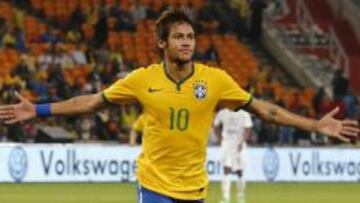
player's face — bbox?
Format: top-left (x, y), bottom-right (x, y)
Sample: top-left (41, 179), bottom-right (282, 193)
top-left (163, 23), bottom-right (195, 64)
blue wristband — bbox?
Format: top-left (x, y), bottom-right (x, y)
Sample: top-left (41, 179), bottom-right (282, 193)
top-left (36, 104), bottom-right (52, 117)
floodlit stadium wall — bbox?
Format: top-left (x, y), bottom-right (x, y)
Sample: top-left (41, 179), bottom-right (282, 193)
top-left (1, 144), bottom-right (360, 183)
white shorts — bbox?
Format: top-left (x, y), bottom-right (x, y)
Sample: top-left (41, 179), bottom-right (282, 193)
top-left (220, 142), bottom-right (247, 171)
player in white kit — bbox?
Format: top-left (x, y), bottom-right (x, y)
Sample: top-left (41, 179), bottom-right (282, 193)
top-left (214, 108), bottom-right (253, 203)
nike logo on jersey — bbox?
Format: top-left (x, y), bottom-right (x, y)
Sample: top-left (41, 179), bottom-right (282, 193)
top-left (148, 88), bottom-right (162, 93)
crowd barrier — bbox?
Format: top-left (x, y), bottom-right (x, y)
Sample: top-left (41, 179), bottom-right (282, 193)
top-left (1, 144), bottom-right (359, 183)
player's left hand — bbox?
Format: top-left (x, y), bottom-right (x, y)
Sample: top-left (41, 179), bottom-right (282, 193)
top-left (315, 107), bottom-right (359, 142)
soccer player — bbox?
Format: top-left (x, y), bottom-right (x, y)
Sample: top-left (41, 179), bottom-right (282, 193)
top-left (214, 108), bottom-right (253, 203)
top-left (0, 9), bottom-right (358, 203)
top-left (129, 114), bottom-right (146, 146)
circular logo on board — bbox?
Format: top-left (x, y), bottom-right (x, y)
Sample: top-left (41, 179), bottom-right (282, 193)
top-left (8, 146), bottom-right (28, 182)
top-left (262, 148), bottom-right (279, 181)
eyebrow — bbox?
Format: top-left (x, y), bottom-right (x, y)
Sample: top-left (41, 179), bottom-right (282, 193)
top-left (172, 31), bottom-right (195, 36)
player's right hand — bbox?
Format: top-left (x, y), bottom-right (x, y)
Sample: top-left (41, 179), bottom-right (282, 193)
top-left (0, 91), bottom-right (36, 124)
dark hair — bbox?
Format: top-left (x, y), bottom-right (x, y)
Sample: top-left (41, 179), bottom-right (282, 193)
top-left (155, 9), bottom-right (195, 42)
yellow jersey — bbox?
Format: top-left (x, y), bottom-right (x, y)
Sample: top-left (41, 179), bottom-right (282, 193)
top-left (102, 63), bottom-right (251, 200)
top-left (133, 114), bottom-right (146, 132)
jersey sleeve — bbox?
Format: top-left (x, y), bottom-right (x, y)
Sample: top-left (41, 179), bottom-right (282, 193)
top-left (133, 115), bottom-right (145, 132)
top-left (102, 68), bottom-right (145, 105)
top-left (217, 70), bottom-right (252, 110)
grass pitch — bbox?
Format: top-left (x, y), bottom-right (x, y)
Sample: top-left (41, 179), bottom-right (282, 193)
top-left (0, 182), bottom-right (360, 203)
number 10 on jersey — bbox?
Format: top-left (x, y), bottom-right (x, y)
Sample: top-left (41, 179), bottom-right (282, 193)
top-left (169, 107), bottom-right (189, 131)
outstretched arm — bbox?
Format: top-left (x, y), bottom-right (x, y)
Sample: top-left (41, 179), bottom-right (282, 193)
top-left (245, 98), bottom-right (359, 142)
top-left (51, 93), bottom-right (107, 115)
top-left (0, 92), bottom-right (108, 124)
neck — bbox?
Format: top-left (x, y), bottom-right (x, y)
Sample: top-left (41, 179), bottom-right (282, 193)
top-left (164, 57), bottom-right (193, 83)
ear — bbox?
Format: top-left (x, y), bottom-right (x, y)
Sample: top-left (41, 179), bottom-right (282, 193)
top-left (158, 40), bottom-right (166, 49)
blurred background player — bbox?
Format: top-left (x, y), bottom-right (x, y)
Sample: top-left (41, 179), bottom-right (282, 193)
top-left (214, 108), bottom-right (253, 203)
top-left (129, 113), bottom-right (145, 146)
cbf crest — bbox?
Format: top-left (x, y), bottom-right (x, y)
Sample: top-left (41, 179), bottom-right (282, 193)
top-left (193, 80), bottom-right (207, 100)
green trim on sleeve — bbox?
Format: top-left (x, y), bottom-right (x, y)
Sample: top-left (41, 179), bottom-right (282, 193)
top-left (235, 96), bottom-right (253, 111)
top-left (101, 92), bottom-right (117, 106)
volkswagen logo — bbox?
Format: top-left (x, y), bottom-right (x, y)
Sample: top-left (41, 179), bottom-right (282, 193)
top-left (262, 148), bottom-right (279, 181)
top-left (8, 146), bottom-right (28, 182)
